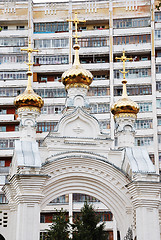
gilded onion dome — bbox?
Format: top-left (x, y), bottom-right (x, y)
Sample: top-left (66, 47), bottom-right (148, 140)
top-left (14, 71), bottom-right (44, 112)
top-left (62, 43), bottom-right (93, 90)
top-left (111, 80), bottom-right (139, 118)
top-left (111, 51), bottom-right (139, 119)
top-left (14, 40), bottom-right (44, 112)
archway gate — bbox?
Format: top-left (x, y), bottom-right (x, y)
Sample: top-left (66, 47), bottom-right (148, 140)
top-left (41, 155), bottom-right (133, 239)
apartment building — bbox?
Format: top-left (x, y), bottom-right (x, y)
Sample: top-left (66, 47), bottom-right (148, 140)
top-left (0, 0), bottom-right (160, 239)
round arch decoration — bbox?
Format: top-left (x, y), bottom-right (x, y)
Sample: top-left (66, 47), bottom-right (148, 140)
top-left (0, 234), bottom-right (5, 240)
top-left (41, 155), bottom-right (133, 238)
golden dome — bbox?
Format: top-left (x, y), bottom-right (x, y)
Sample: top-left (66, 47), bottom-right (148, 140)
top-left (14, 71), bottom-right (44, 112)
top-left (62, 44), bottom-right (93, 90)
top-left (111, 80), bottom-right (139, 118)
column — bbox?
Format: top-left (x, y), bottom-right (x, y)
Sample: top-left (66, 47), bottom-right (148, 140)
top-left (151, 0), bottom-right (159, 172)
top-left (109, 0), bottom-right (114, 146)
top-left (128, 176), bottom-right (161, 240)
top-left (4, 173), bottom-right (48, 240)
top-left (113, 217), bottom-right (117, 240)
top-left (69, 0), bottom-right (73, 66)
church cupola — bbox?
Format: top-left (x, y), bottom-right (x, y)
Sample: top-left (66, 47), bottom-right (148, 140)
top-left (61, 13), bottom-right (93, 110)
top-left (14, 40), bottom-right (44, 113)
top-left (14, 39), bottom-right (43, 141)
top-left (111, 51), bottom-right (139, 148)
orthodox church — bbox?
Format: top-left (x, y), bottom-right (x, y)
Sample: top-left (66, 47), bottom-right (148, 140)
top-left (0, 15), bottom-right (161, 240)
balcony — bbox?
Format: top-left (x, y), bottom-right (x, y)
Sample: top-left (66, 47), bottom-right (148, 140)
top-left (113, 43), bottom-right (151, 53)
top-left (113, 27), bottom-right (151, 36)
top-left (0, 29), bottom-right (28, 37)
top-left (0, 115), bottom-right (14, 121)
top-left (114, 60), bottom-right (151, 69)
top-left (114, 77), bottom-right (151, 85)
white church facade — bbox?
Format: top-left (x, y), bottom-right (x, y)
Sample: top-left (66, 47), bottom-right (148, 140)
top-left (0, 14), bottom-right (161, 240)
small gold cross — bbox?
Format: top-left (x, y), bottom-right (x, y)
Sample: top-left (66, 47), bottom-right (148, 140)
top-left (116, 51), bottom-right (132, 80)
top-left (21, 38), bottom-right (39, 72)
top-left (67, 12), bottom-right (86, 44)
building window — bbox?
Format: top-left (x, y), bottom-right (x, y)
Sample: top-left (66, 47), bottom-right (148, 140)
top-left (135, 137), bottom-right (153, 146)
top-left (0, 195), bottom-right (8, 204)
top-left (34, 55), bottom-right (69, 65)
top-left (73, 193), bottom-right (100, 203)
top-left (0, 72), bottom-right (27, 80)
top-left (0, 55), bottom-right (27, 64)
top-left (114, 68), bottom-right (151, 79)
top-left (16, 26), bottom-right (25, 30)
top-left (49, 195), bottom-right (69, 204)
top-left (114, 34), bottom-right (150, 45)
top-left (90, 103), bottom-right (110, 113)
top-left (76, 37), bottom-right (109, 48)
top-left (138, 102), bottom-right (152, 112)
top-left (35, 88), bottom-right (66, 98)
top-left (34, 38), bottom-right (69, 48)
top-left (0, 139), bottom-right (16, 149)
top-left (99, 121), bottom-right (110, 129)
top-left (0, 126), bottom-right (6, 132)
top-left (88, 87), bottom-right (110, 96)
top-left (113, 17), bottom-right (150, 28)
top-left (0, 38), bottom-right (28, 47)
top-left (0, 160), bottom-right (5, 167)
top-left (135, 119), bottom-right (153, 129)
top-left (37, 122), bottom-right (58, 132)
top-left (0, 109), bottom-right (7, 114)
top-left (114, 85), bottom-right (152, 96)
top-left (34, 22), bottom-right (69, 33)
top-left (41, 105), bottom-right (64, 114)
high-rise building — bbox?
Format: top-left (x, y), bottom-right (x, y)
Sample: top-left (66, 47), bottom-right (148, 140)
top-left (0, 0), bottom-right (161, 239)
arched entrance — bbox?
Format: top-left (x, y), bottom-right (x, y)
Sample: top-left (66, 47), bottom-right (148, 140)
top-left (0, 234), bottom-right (5, 240)
top-left (41, 155), bottom-right (133, 239)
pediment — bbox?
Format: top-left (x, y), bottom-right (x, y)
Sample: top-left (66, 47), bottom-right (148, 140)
top-left (51, 107), bottom-right (106, 139)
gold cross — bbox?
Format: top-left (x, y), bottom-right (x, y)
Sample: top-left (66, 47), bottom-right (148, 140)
top-left (116, 51), bottom-right (132, 80)
top-left (21, 38), bottom-right (39, 72)
top-left (67, 12), bottom-right (86, 44)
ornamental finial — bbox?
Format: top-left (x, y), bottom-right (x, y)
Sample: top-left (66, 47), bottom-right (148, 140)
top-left (67, 12), bottom-right (86, 44)
top-left (116, 51), bottom-right (133, 97)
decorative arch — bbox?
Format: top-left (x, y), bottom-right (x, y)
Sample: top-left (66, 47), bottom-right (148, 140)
top-left (0, 234), bottom-right (5, 240)
top-left (41, 155), bottom-right (133, 238)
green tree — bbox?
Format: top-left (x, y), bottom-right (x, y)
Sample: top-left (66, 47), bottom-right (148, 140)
top-left (47, 209), bottom-right (70, 240)
top-left (72, 202), bottom-right (106, 240)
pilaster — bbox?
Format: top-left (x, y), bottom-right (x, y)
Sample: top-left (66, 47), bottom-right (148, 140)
top-left (127, 174), bottom-right (161, 240)
top-left (3, 171), bottom-right (49, 240)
